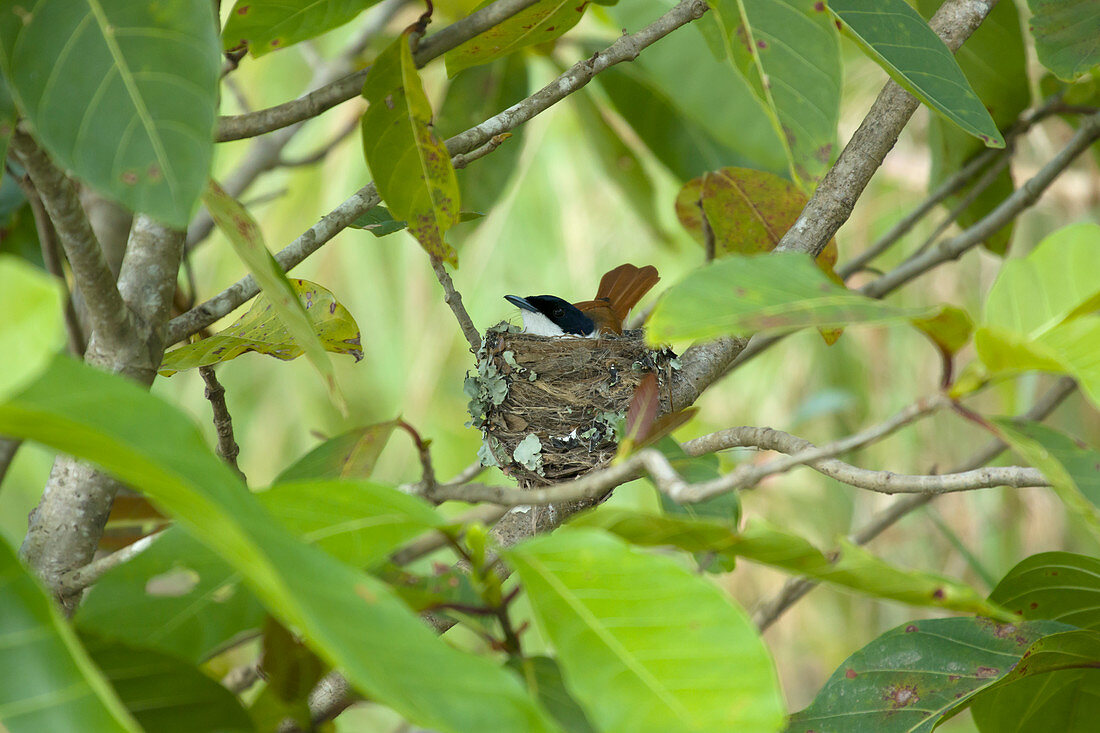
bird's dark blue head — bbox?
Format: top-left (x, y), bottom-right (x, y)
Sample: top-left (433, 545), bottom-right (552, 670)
top-left (504, 294), bottom-right (595, 337)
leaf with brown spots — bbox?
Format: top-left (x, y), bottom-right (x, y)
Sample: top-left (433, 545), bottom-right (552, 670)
top-left (788, 617), bottom-right (1071, 733)
top-left (701, 1), bottom-right (841, 187)
top-left (160, 278), bottom-right (362, 374)
top-left (221, 0), bottom-right (382, 57)
top-left (990, 551), bottom-right (1100, 631)
top-left (362, 31), bottom-right (461, 265)
top-left (444, 0), bottom-right (594, 77)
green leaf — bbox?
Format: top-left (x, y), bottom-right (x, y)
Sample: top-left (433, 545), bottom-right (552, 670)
top-left (971, 664), bottom-right (1100, 732)
top-left (0, 255), bottom-right (64, 401)
top-left (77, 528), bottom-right (264, 663)
top-left (444, 0), bottom-right (589, 76)
top-left (704, 0), bottom-right (840, 187)
top-left (202, 183), bottom-right (347, 410)
top-left (0, 535), bottom-right (140, 733)
top-left (348, 206), bottom-right (484, 238)
top-left (222, 0), bottom-right (380, 57)
top-left (598, 0), bottom-right (789, 178)
top-left (575, 510), bottom-right (1009, 617)
top-left (990, 420), bottom-right (1100, 542)
top-left (437, 56), bottom-right (529, 212)
top-left (274, 421), bottom-right (396, 483)
top-left (0, 78), bottom-right (14, 173)
top-left (509, 656), bottom-right (597, 733)
top-left (159, 278), bottom-right (363, 374)
top-left (258, 479), bottom-right (445, 568)
top-left (0, 357), bottom-right (557, 733)
top-left (83, 634), bottom-right (254, 732)
top-left (362, 31), bottom-right (461, 265)
top-left (1028, 0), bottom-right (1100, 81)
top-left (787, 617), bottom-right (1072, 733)
top-left (646, 253), bottom-right (930, 343)
top-left (0, 0), bottom-right (219, 227)
top-left (828, 0), bottom-right (1004, 147)
top-left (506, 527), bottom-right (785, 732)
top-left (919, 0), bottom-right (1029, 254)
top-left (990, 551), bottom-right (1100, 630)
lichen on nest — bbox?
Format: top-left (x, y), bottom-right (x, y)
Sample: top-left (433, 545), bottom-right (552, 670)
top-left (466, 322), bottom-right (678, 489)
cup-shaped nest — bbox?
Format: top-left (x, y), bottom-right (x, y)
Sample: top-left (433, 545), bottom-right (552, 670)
top-left (466, 323), bottom-right (678, 489)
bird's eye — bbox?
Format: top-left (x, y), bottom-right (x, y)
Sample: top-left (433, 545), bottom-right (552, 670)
top-left (553, 308), bottom-right (564, 318)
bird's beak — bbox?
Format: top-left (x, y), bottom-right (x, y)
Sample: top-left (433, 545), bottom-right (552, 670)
top-left (504, 295), bottom-right (537, 313)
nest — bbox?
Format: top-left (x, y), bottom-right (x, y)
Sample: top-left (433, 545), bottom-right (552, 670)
top-left (466, 323), bottom-right (678, 489)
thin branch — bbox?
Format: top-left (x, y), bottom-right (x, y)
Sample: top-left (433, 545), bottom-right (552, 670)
top-left (169, 0), bottom-right (709, 343)
top-left (56, 532), bottom-right (159, 594)
top-left (774, 0), bottom-right (999, 260)
top-left (862, 111), bottom-right (1100, 298)
top-left (14, 173), bottom-right (86, 354)
top-left (430, 256), bottom-right (481, 352)
top-left (216, 0), bottom-right (541, 142)
top-left (276, 115), bottom-right (360, 167)
top-left (397, 420), bottom-right (437, 489)
top-left (199, 366), bottom-right (246, 481)
top-left (752, 376), bottom-right (1077, 630)
top-left (0, 437), bottom-right (20, 490)
top-left (9, 129), bottom-right (131, 351)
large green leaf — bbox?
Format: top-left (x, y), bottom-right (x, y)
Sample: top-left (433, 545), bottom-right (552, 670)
top-left (506, 527), bottom-right (785, 732)
top-left (437, 55), bottom-right (529, 212)
top-left (222, 0), bottom-right (380, 57)
top-left (445, 0), bottom-right (592, 76)
top-left (992, 420), bottom-right (1100, 542)
top-left (704, 0), bottom-right (840, 187)
top-left (509, 656), bottom-right (597, 733)
top-left (990, 551), bottom-right (1100, 630)
top-left (787, 617), bottom-right (1072, 733)
top-left (160, 279), bottom-right (362, 374)
top-left (976, 223), bottom-right (1100, 406)
top-left (921, 0), bottom-right (1029, 254)
top-left (77, 528), bottom-right (264, 663)
top-left (599, 0), bottom-right (788, 178)
top-left (646, 252), bottom-right (929, 342)
top-left (0, 255), bottom-right (64, 401)
top-left (1028, 0), bottom-right (1100, 81)
top-left (974, 558), bottom-right (1100, 732)
top-left (0, 0), bottom-right (219, 227)
top-left (575, 510), bottom-right (1008, 617)
top-left (258, 479), bottom-right (445, 568)
top-left (202, 183), bottom-right (347, 410)
top-left (828, 0), bottom-right (1004, 147)
top-left (0, 535), bottom-right (139, 733)
top-left (83, 635), bottom-right (254, 732)
top-left (362, 31), bottom-right (460, 265)
top-left (0, 357), bottom-right (557, 733)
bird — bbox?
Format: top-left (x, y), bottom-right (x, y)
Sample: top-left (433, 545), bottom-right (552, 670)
top-left (505, 263), bottom-right (659, 337)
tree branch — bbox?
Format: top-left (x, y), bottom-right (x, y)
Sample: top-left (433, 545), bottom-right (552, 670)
top-left (10, 129), bottom-right (132, 352)
top-left (862, 111), bottom-right (1100, 297)
top-left (752, 376), bottom-right (1077, 630)
top-left (199, 366), bottom-right (246, 481)
top-left (430, 256), bottom-right (481, 352)
top-left (216, 0), bottom-right (541, 142)
top-left (168, 0), bottom-right (711, 344)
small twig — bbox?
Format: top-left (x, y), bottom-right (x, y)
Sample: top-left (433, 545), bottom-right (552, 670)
top-left (56, 532), bottom-right (159, 594)
top-left (397, 420), bottom-right (437, 489)
top-left (430, 256), bottom-right (481, 352)
top-left (390, 505), bottom-right (508, 565)
top-left (223, 76), bottom-right (252, 113)
top-left (0, 437), bottom-right (21, 491)
top-left (277, 116), bottom-right (360, 167)
top-left (451, 132), bottom-right (511, 169)
top-left (199, 366), bottom-right (246, 482)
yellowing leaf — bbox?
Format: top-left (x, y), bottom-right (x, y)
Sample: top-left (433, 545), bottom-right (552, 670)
top-left (160, 279), bottom-right (362, 375)
top-left (362, 31), bottom-right (460, 265)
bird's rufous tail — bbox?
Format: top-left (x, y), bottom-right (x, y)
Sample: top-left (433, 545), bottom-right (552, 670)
top-left (594, 263), bottom-right (660, 322)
